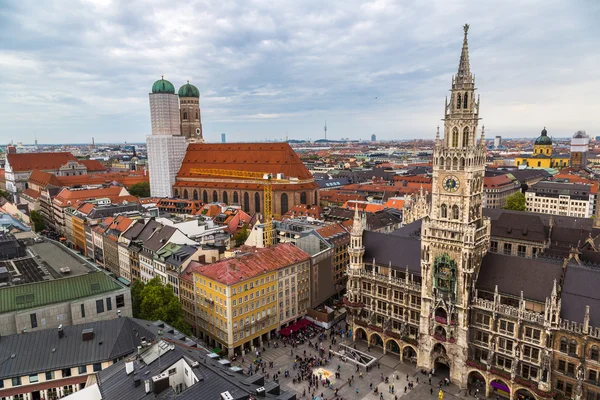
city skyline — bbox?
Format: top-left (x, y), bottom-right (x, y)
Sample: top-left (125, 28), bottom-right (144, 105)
top-left (0, 1), bottom-right (599, 144)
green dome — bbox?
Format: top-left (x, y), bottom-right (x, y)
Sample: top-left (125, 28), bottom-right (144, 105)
top-left (178, 81), bottom-right (200, 98)
top-left (151, 77), bottom-right (175, 94)
top-left (535, 127), bottom-right (552, 145)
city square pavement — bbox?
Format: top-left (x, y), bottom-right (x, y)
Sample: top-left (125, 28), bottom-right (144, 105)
top-left (232, 331), bottom-right (479, 400)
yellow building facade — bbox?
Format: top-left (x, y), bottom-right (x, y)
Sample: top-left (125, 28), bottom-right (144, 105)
top-left (194, 270), bottom-right (278, 357)
top-left (515, 127), bottom-right (569, 168)
top-left (191, 243), bottom-right (310, 357)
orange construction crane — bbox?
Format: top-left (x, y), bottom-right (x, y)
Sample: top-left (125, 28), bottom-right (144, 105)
top-left (189, 168), bottom-right (295, 247)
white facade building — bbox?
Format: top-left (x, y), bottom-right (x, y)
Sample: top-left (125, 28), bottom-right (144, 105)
top-left (525, 181), bottom-right (595, 218)
top-left (147, 77), bottom-right (187, 198)
top-left (149, 90), bottom-right (181, 136)
top-left (147, 135), bottom-right (187, 198)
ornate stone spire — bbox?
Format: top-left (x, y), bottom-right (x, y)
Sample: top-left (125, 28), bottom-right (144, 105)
top-left (455, 24), bottom-right (472, 87)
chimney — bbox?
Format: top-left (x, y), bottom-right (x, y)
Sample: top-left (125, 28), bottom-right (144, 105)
top-left (58, 324), bottom-right (64, 339)
top-left (125, 359), bottom-right (135, 375)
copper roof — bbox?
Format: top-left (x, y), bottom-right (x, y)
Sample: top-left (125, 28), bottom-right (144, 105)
top-left (191, 243), bottom-right (310, 285)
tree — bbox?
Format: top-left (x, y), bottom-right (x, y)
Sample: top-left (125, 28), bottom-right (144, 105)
top-left (30, 210), bottom-right (46, 232)
top-left (131, 277), bottom-right (191, 335)
top-left (0, 189), bottom-right (11, 201)
top-left (128, 181), bottom-right (150, 198)
top-left (234, 225), bottom-right (249, 246)
top-left (505, 191), bottom-right (527, 211)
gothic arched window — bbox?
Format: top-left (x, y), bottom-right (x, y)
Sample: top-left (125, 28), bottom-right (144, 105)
top-left (203, 190), bottom-right (208, 203)
top-left (195, 111), bottom-right (199, 120)
top-left (255, 192), bottom-right (261, 213)
top-left (212, 190), bottom-right (218, 202)
top-left (233, 192), bottom-right (239, 204)
top-left (243, 192), bottom-right (250, 212)
top-left (452, 205), bottom-right (459, 220)
top-left (457, 93), bottom-right (462, 110)
top-left (223, 191), bottom-right (228, 204)
top-left (183, 111), bottom-right (188, 120)
top-left (440, 158), bottom-right (445, 169)
top-left (183, 189), bottom-right (188, 199)
top-left (281, 193), bottom-right (289, 215)
top-left (463, 92), bottom-right (468, 109)
top-left (452, 128), bottom-right (459, 148)
top-left (174, 189), bottom-right (179, 197)
top-left (441, 204), bottom-right (447, 218)
top-left (193, 189), bottom-right (198, 200)
top-left (300, 192), bottom-right (307, 204)
top-left (463, 127), bottom-right (469, 147)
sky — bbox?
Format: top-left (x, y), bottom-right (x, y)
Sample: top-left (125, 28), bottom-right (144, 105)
top-left (0, 0), bottom-right (599, 144)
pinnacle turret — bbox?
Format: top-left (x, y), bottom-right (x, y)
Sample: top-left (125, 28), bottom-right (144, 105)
top-left (455, 24), bottom-right (473, 87)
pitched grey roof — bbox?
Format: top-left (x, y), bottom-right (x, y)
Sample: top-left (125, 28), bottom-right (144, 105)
top-left (477, 253), bottom-right (563, 302)
top-left (561, 264), bottom-right (600, 325)
top-left (143, 226), bottom-right (177, 252)
top-left (0, 318), bottom-right (155, 380)
top-left (121, 219), bottom-right (146, 240)
top-left (96, 339), bottom-right (292, 400)
top-left (363, 230), bottom-right (421, 274)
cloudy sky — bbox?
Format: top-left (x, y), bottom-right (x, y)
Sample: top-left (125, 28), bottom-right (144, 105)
top-left (0, 0), bottom-right (598, 144)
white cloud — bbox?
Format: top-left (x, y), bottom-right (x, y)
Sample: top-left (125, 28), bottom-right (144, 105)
top-left (0, 0), bottom-right (598, 143)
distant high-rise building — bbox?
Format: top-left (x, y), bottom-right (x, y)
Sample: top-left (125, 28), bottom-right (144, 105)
top-left (147, 77), bottom-right (187, 198)
top-left (371, 134), bottom-right (376, 142)
top-left (178, 81), bottom-right (203, 142)
top-left (570, 130), bottom-right (589, 169)
top-left (494, 135), bottom-right (501, 148)
top-left (324, 121), bottom-right (327, 140)
top-left (221, 133), bottom-right (226, 143)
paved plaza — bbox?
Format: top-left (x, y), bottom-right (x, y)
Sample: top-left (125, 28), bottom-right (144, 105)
top-left (232, 331), bottom-right (479, 400)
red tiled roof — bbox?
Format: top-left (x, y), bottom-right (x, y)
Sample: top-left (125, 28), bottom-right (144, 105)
top-left (21, 188), bottom-right (41, 200)
top-left (80, 159), bottom-right (107, 172)
top-left (316, 223), bottom-right (349, 240)
top-left (53, 186), bottom-right (139, 208)
top-left (7, 152), bottom-right (77, 172)
top-left (320, 192), bottom-right (366, 203)
top-left (56, 172), bottom-right (148, 188)
top-left (190, 243), bottom-right (310, 285)
top-left (484, 174), bottom-right (516, 188)
top-left (383, 198), bottom-right (405, 210)
top-left (344, 201), bottom-right (385, 212)
top-left (282, 204), bottom-right (324, 219)
top-left (76, 202), bottom-right (95, 215)
top-left (176, 143), bottom-right (315, 181)
top-left (28, 169), bottom-right (61, 187)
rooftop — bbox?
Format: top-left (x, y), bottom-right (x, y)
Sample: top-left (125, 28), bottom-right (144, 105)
top-left (0, 318), bottom-right (154, 381)
top-left (177, 143), bottom-right (315, 181)
top-left (191, 243), bottom-right (310, 285)
top-left (7, 152), bottom-right (77, 172)
top-left (0, 271), bottom-right (125, 313)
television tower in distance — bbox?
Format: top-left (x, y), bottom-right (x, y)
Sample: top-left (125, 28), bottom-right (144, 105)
top-left (324, 121), bottom-right (327, 140)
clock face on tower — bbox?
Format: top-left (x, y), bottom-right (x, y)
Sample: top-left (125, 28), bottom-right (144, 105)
top-left (443, 175), bottom-right (460, 192)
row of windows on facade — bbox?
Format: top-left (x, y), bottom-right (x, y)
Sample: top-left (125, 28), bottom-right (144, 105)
top-left (0, 364), bottom-right (103, 389)
top-left (489, 241), bottom-right (540, 257)
top-left (181, 110), bottom-right (199, 120)
top-left (175, 190), bottom-right (314, 213)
